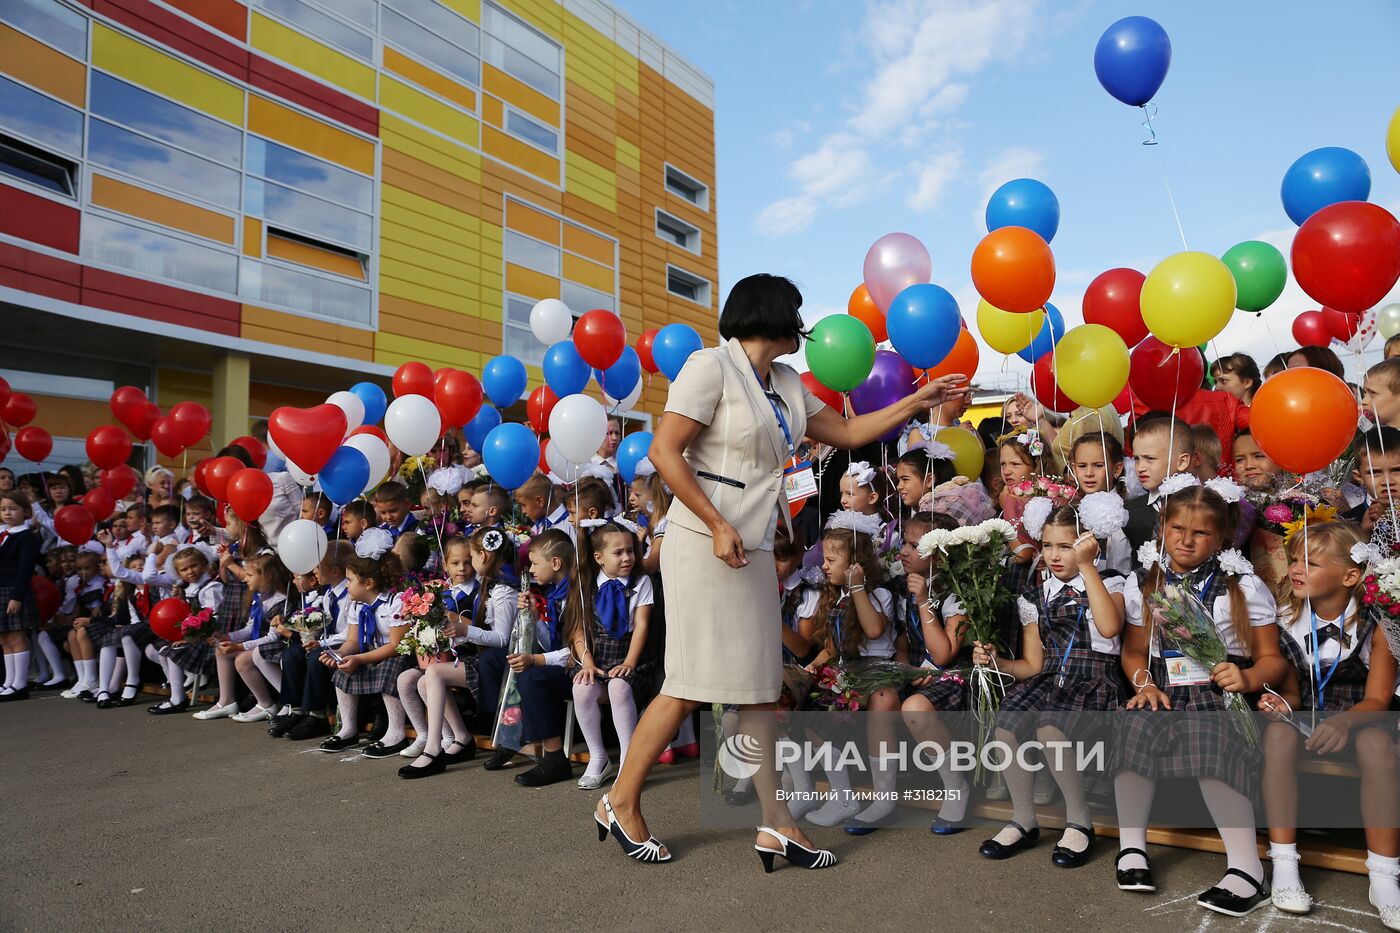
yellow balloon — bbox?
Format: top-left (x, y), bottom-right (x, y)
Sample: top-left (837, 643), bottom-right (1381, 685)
top-left (1052, 324), bottom-right (1130, 409)
top-left (934, 425), bottom-right (985, 481)
top-left (976, 299), bottom-right (1044, 354)
top-left (1140, 251), bottom-right (1236, 348)
top-left (1388, 105), bottom-right (1400, 176)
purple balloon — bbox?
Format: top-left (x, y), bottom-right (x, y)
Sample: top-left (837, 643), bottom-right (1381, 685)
top-left (850, 349), bottom-right (915, 442)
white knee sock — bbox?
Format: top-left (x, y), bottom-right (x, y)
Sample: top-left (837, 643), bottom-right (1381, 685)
top-left (398, 670), bottom-right (427, 735)
top-left (2, 653), bottom-right (15, 690)
top-left (165, 659), bottom-right (187, 704)
top-left (1269, 842), bottom-right (1306, 897)
top-left (381, 694), bottom-right (406, 745)
top-left (334, 689), bottom-right (358, 739)
top-left (252, 652), bottom-right (282, 692)
top-left (36, 631), bottom-right (64, 683)
top-left (1115, 771), bottom-right (1156, 872)
top-left (573, 682), bottom-right (609, 775)
top-left (1369, 852), bottom-right (1400, 912)
top-left (807, 766), bottom-right (859, 825)
top-left (1199, 778), bottom-right (1265, 897)
top-left (850, 749), bottom-right (898, 826)
top-left (76, 659), bottom-right (96, 691)
top-left (98, 647), bottom-right (118, 697)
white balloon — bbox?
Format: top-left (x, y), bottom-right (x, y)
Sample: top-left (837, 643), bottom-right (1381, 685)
top-left (1344, 305), bottom-right (1380, 354)
top-left (1379, 303), bottom-right (1400, 341)
top-left (549, 393), bottom-right (607, 463)
top-left (326, 390), bottom-right (365, 437)
top-left (544, 440), bottom-right (581, 483)
top-left (343, 434), bottom-right (391, 492)
top-left (384, 394), bottom-right (441, 456)
top-left (530, 298), bottom-right (573, 345)
top-left (604, 380), bottom-right (643, 412)
top-left (278, 518), bottom-right (328, 574)
top-left (285, 459), bottom-right (314, 486)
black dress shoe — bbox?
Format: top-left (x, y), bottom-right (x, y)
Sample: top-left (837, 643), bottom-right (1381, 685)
top-left (398, 753), bottom-right (447, 779)
top-left (1197, 869), bottom-right (1269, 916)
top-left (441, 741), bottom-right (477, 764)
top-left (268, 713), bottom-right (304, 738)
top-left (1116, 847), bottom-right (1156, 892)
top-left (1051, 822), bottom-right (1096, 868)
top-left (363, 738), bottom-right (412, 758)
top-left (116, 688), bottom-right (141, 707)
top-left (515, 755), bottom-right (572, 787)
top-left (78, 690), bottom-right (96, 703)
top-left (724, 785), bottom-right (756, 807)
top-left (482, 747), bottom-right (519, 771)
top-left (930, 816), bottom-right (967, 835)
top-left (96, 695), bottom-right (116, 709)
top-left (0, 687), bottom-right (30, 702)
top-left (319, 734), bottom-right (362, 753)
top-left (147, 700), bottom-right (188, 715)
top-left (978, 821), bottom-right (1040, 859)
top-left (287, 716), bottom-right (332, 741)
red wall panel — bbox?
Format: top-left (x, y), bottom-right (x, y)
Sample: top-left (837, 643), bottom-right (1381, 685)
top-left (0, 185), bottom-right (80, 254)
top-left (81, 266), bottom-right (241, 336)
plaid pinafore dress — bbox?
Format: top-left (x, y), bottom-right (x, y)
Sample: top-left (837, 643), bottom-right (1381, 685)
top-left (159, 579), bottom-right (219, 674)
top-left (906, 591), bottom-right (972, 713)
top-left (1277, 603), bottom-right (1379, 713)
top-left (333, 595), bottom-right (409, 697)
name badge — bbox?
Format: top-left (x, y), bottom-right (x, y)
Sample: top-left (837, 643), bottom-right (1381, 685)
top-left (783, 460), bottom-right (818, 502)
top-left (1162, 649), bottom-right (1213, 687)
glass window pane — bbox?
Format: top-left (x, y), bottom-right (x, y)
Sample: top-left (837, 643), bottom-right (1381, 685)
top-left (261, 181), bottom-right (372, 252)
top-left (504, 295), bottom-right (534, 327)
top-left (244, 259), bottom-right (372, 325)
top-left (89, 119), bottom-right (241, 209)
top-left (0, 139), bottom-right (74, 195)
top-left (482, 36), bottom-right (559, 100)
top-left (246, 137), bottom-right (371, 210)
top-left (505, 109), bottom-right (557, 154)
top-left (504, 231), bottom-right (559, 276)
top-left (254, 0), bottom-right (373, 60)
top-left (90, 73), bottom-right (241, 167)
top-left (503, 322), bottom-right (545, 366)
top-left (329, 0), bottom-right (377, 29)
top-left (483, 3), bottom-right (560, 74)
top-left (0, 75), bottom-right (82, 154)
top-left (1, 0), bottom-right (88, 59)
top-left (381, 7), bottom-right (480, 85)
top-left (384, 0), bottom-right (478, 52)
top-left (562, 280), bottom-right (613, 314)
top-left (83, 215), bottom-right (238, 293)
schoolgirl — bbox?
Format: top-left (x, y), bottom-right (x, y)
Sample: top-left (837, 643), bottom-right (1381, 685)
top-left (148, 543), bottom-right (223, 715)
top-left (0, 490), bottom-right (41, 701)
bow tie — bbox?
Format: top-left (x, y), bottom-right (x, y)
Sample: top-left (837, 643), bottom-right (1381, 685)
top-left (1307, 621), bottom-right (1352, 654)
top-left (595, 578), bottom-right (630, 638)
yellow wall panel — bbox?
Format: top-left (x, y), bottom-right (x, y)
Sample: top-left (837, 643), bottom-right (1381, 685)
top-left (383, 47), bottom-right (476, 110)
top-left (505, 263), bottom-right (559, 300)
top-left (504, 0), bottom-right (563, 41)
top-left (381, 115), bottom-right (481, 181)
top-left (565, 151), bottom-right (617, 211)
top-left (379, 75), bottom-right (480, 146)
top-left (0, 23), bottom-right (86, 106)
top-left (482, 63), bottom-right (560, 128)
top-left (505, 201), bottom-right (560, 244)
top-left (380, 228), bottom-right (481, 269)
top-left (249, 13), bottom-right (376, 100)
top-left (91, 25), bottom-right (242, 124)
top-left (380, 274), bottom-right (480, 314)
top-left (437, 0), bottom-right (482, 25)
top-left (90, 174), bottom-right (236, 244)
top-left (248, 96), bottom-right (375, 175)
top-left (483, 126), bottom-right (560, 184)
top-left (375, 331), bottom-right (478, 370)
top-left (381, 184), bottom-right (477, 234)
top-left (562, 252), bottom-right (613, 292)
top-left (381, 258), bottom-right (478, 296)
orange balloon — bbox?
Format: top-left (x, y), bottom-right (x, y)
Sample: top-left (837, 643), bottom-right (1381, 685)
top-left (1249, 367), bottom-right (1358, 475)
top-left (918, 327), bottom-right (980, 385)
top-left (971, 226), bottom-right (1056, 314)
top-left (848, 283), bottom-right (887, 343)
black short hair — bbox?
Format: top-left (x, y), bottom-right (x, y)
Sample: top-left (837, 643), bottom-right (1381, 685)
top-left (718, 274), bottom-right (809, 344)
top-left (217, 445), bottom-right (255, 468)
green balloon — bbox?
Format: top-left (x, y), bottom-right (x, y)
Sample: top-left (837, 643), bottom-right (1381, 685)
top-left (1220, 240), bottom-right (1287, 313)
top-left (805, 315), bottom-right (875, 393)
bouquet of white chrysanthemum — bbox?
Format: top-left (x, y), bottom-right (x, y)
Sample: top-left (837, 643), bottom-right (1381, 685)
top-left (286, 608), bottom-right (329, 646)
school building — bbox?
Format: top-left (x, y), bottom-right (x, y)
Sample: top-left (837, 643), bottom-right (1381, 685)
top-left (0, 0), bottom-right (718, 470)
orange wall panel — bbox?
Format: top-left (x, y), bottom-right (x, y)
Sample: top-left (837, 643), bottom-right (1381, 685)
top-left (266, 235), bottom-right (365, 280)
top-left (0, 23), bottom-right (86, 106)
top-left (247, 95), bottom-right (375, 175)
top-left (90, 174), bottom-right (236, 243)
top-left (505, 200), bottom-right (560, 244)
top-left (562, 224), bottom-right (614, 265)
top-left (384, 47), bottom-right (476, 110)
top-left (482, 63), bottom-right (560, 127)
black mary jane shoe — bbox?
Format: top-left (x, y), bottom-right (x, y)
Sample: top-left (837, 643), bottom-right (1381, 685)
top-left (147, 700), bottom-right (188, 716)
top-left (978, 820), bottom-right (1040, 860)
top-left (482, 747), bottom-right (519, 771)
top-left (116, 689), bottom-right (141, 707)
top-left (1197, 869), bottom-right (1269, 917)
top-left (78, 690), bottom-right (97, 703)
top-left (268, 713), bottom-right (304, 738)
top-left (1050, 822), bottom-right (1096, 868)
top-left (95, 694), bottom-right (115, 709)
top-left (514, 758), bottom-right (573, 787)
top-left (0, 687), bottom-right (30, 702)
top-left (1115, 847), bottom-right (1156, 893)
top-left (363, 738), bottom-right (411, 759)
top-left (398, 753), bottom-right (447, 779)
top-left (318, 734), bottom-right (363, 753)
top-left (930, 816), bottom-right (967, 835)
top-left (441, 741), bottom-right (477, 765)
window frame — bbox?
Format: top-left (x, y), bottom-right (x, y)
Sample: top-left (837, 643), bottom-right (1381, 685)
top-left (481, 1), bottom-right (562, 101)
top-left (664, 162), bottom-right (710, 211)
top-left (654, 208), bottom-right (701, 254)
top-left (0, 133), bottom-right (78, 199)
top-left (380, 1), bottom-right (481, 88)
top-left (252, 0), bottom-right (376, 62)
top-left (665, 263), bottom-right (711, 307)
top-left (80, 209), bottom-right (242, 295)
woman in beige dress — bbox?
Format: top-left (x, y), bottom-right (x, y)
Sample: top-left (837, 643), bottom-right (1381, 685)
top-left (594, 273), bottom-right (968, 869)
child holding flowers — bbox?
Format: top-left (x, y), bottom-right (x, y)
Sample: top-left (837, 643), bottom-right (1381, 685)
top-left (147, 543), bottom-right (222, 716)
top-left (1115, 486), bottom-right (1284, 917)
top-left (1260, 523), bottom-right (1400, 925)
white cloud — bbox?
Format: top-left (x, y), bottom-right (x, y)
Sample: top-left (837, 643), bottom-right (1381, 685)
top-left (907, 150), bottom-right (964, 213)
top-left (973, 146), bottom-right (1048, 231)
top-left (755, 195), bottom-right (819, 238)
top-left (790, 134), bottom-right (873, 202)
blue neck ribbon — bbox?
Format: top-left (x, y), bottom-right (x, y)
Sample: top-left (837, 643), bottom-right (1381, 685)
top-left (595, 578), bottom-right (630, 638)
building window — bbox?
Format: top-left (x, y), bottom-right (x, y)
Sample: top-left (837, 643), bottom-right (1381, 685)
top-left (240, 258), bottom-right (373, 326)
top-left (0, 0), bottom-right (88, 59)
top-left (88, 119), bottom-right (241, 211)
top-left (502, 293), bottom-right (548, 365)
top-left (266, 228), bottom-right (367, 281)
top-left (0, 76), bottom-right (83, 156)
top-left (664, 163), bottom-right (709, 211)
top-left (0, 134), bottom-right (76, 197)
top-left (90, 73), bottom-right (242, 168)
top-left (381, 1), bottom-right (480, 87)
top-left (562, 280), bottom-right (614, 315)
top-left (655, 209), bottom-right (701, 253)
top-left (82, 214), bottom-right (239, 294)
top-left (666, 264), bottom-right (710, 306)
top-left (504, 230), bottom-right (560, 277)
top-left (245, 136), bottom-right (372, 211)
top-left (482, 2), bottom-right (562, 100)
top-left (253, 0), bottom-right (375, 61)
top-left (504, 108), bottom-right (558, 155)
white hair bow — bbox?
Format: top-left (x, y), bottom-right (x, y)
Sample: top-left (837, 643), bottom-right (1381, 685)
top-left (634, 458), bottom-right (657, 479)
top-left (824, 510), bottom-right (885, 538)
top-left (1203, 476), bottom-right (1245, 504)
top-left (355, 527), bottom-right (393, 560)
top-left (844, 461), bottom-right (877, 487)
top-left (911, 438), bottom-right (956, 462)
top-left (427, 465), bottom-right (468, 496)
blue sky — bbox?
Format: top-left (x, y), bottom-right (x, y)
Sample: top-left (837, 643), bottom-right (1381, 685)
top-left (612, 0), bottom-right (1400, 386)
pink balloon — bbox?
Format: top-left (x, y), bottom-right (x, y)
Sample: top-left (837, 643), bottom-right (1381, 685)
top-left (863, 233), bottom-right (933, 313)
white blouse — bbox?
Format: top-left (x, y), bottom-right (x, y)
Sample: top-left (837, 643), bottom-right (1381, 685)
top-left (1280, 599), bottom-right (1371, 667)
top-left (463, 582), bottom-right (518, 649)
top-left (798, 586), bottom-right (896, 659)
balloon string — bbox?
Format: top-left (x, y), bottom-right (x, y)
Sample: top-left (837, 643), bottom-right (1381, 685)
top-left (417, 461), bottom-right (448, 570)
top-left (1163, 176), bottom-right (1188, 251)
top-left (1139, 103), bottom-right (1159, 147)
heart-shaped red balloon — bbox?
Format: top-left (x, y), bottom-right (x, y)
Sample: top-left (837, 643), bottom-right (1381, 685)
top-left (269, 404), bottom-right (347, 475)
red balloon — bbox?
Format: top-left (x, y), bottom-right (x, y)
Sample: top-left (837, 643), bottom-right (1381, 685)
top-left (1292, 309), bottom-right (1331, 347)
top-left (350, 425), bottom-right (389, 443)
top-left (204, 456), bottom-right (245, 502)
top-left (1322, 306), bottom-right (1360, 341)
top-left (636, 329), bottom-right (660, 374)
top-left (0, 375), bottom-right (9, 411)
top-left (436, 370), bottom-right (484, 427)
top-left (230, 435), bottom-right (268, 469)
top-left (1292, 201), bottom-right (1400, 314)
top-left (1083, 268), bottom-right (1148, 347)
top-left (86, 425), bottom-right (133, 470)
top-left (1, 392), bottom-right (35, 427)
top-left (226, 468), bottom-right (274, 522)
top-left (168, 401), bottom-right (211, 449)
top-left (110, 386), bottom-right (148, 429)
top-left (82, 487), bottom-right (117, 522)
top-left (1129, 338), bottom-right (1203, 412)
top-left (149, 598), bottom-right (191, 642)
top-left (538, 442), bottom-right (551, 475)
top-left (150, 416), bottom-right (184, 458)
top-left (14, 426), bottom-right (52, 463)
top-left (192, 458), bottom-right (214, 497)
top-left (101, 464), bottom-right (138, 499)
top-left (268, 404), bottom-right (347, 475)
top-left (1250, 367), bottom-right (1359, 474)
top-left (393, 361), bottom-right (435, 399)
top-left (801, 371), bottom-right (843, 412)
top-left (1112, 384), bottom-right (1133, 415)
top-left (53, 504), bottom-right (95, 545)
top-left (1030, 352), bottom-right (1074, 413)
top-left (433, 367), bottom-right (455, 399)
top-left (573, 309), bottom-right (627, 369)
top-left (527, 385), bottom-right (559, 433)
top-left (31, 574), bottom-right (59, 623)
top-left (128, 402), bottom-right (160, 441)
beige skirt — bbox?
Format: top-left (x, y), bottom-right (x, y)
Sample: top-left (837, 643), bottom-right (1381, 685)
top-left (659, 520), bottom-right (782, 705)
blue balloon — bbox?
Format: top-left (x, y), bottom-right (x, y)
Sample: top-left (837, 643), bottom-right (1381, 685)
top-left (1280, 147), bottom-right (1372, 226)
top-left (482, 355), bottom-right (528, 408)
top-left (319, 446), bottom-right (370, 506)
top-left (986, 178), bottom-right (1060, 243)
top-left (543, 341), bottom-right (591, 396)
top-left (885, 284), bottom-right (961, 369)
top-left (597, 346), bottom-right (641, 401)
top-left (349, 382), bottom-right (387, 426)
top-left (653, 324), bottom-right (704, 381)
top-left (616, 431), bottom-right (654, 484)
top-left (1016, 302), bottom-right (1066, 363)
top-left (1094, 16), bottom-right (1171, 107)
top-left (481, 422), bottom-right (539, 490)
top-left (463, 404), bottom-right (501, 452)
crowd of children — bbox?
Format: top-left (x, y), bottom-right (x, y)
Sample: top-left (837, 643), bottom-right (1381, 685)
top-left (5, 345), bottom-right (1400, 923)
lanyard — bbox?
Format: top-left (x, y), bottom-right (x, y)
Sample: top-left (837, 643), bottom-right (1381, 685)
top-left (752, 366), bottom-right (797, 462)
top-left (1055, 608), bottom-right (1085, 687)
top-left (1308, 611), bottom-right (1345, 709)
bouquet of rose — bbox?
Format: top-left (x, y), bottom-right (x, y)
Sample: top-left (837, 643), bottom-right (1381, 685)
top-left (286, 608), bottom-right (329, 645)
top-left (178, 608), bottom-right (216, 643)
top-left (808, 658), bottom-right (936, 711)
top-left (1008, 475), bottom-right (1079, 506)
top-left (492, 569), bottom-right (535, 751)
top-left (394, 579), bottom-right (452, 659)
top-left (1249, 487), bottom-right (1337, 544)
top-left (1363, 554), bottom-right (1400, 664)
top-left (1149, 584), bottom-right (1259, 748)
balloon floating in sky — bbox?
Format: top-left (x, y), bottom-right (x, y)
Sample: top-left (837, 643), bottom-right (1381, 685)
top-left (1094, 15), bottom-right (1172, 108)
